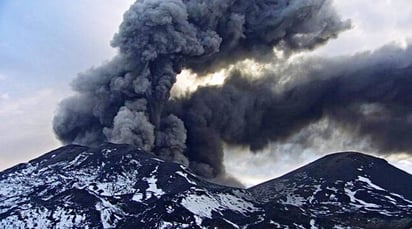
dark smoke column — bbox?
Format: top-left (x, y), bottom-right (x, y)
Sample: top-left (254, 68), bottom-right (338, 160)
top-left (53, 0), bottom-right (349, 179)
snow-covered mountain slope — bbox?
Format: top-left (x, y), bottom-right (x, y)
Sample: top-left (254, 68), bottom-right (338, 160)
top-left (1, 145), bottom-right (411, 228)
top-left (249, 152), bottom-right (412, 228)
top-left (0, 143), bottom-right (264, 228)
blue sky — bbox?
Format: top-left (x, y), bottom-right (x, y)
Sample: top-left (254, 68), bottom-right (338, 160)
top-left (1, 0), bottom-right (412, 186)
top-left (0, 0), bottom-right (134, 168)
top-left (0, 1), bottom-right (132, 97)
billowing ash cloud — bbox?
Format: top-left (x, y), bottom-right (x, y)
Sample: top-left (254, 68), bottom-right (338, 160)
top-left (170, 42), bottom-right (412, 177)
top-left (53, 0), bottom-right (349, 181)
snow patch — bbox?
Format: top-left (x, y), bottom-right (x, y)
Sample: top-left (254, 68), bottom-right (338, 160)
top-left (223, 218), bottom-right (240, 228)
top-left (145, 176), bottom-right (165, 198)
top-left (333, 225), bottom-right (351, 229)
top-left (344, 186), bottom-right (380, 208)
top-left (310, 219), bottom-right (318, 229)
top-left (293, 223), bottom-right (306, 229)
top-left (390, 192), bottom-right (412, 205)
top-left (67, 153), bottom-right (88, 167)
top-left (181, 194), bottom-right (221, 218)
top-left (217, 193), bottom-right (258, 214)
top-left (132, 192), bottom-right (144, 202)
top-left (95, 199), bottom-right (125, 228)
top-left (326, 186), bottom-right (338, 193)
top-left (193, 215), bottom-right (203, 226)
top-left (309, 185), bottom-right (322, 204)
top-left (176, 171), bottom-right (197, 185)
top-left (357, 176), bottom-right (385, 191)
top-left (180, 191), bottom-right (257, 219)
top-left (270, 220), bottom-right (282, 228)
top-left (159, 221), bottom-right (173, 229)
top-left (281, 195), bottom-right (306, 207)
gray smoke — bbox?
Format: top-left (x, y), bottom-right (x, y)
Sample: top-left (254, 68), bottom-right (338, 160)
top-left (169, 42), bottom-right (412, 177)
top-left (53, 0), bottom-right (349, 182)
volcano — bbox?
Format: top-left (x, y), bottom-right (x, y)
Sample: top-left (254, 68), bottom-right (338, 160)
top-left (0, 144), bottom-right (411, 228)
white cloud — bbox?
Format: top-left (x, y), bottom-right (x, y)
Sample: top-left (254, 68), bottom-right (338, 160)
top-left (314, 0), bottom-right (412, 56)
top-left (0, 73), bottom-right (9, 99)
top-left (0, 89), bottom-right (65, 170)
top-left (0, 93), bottom-right (9, 100)
top-left (385, 154), bottom-right (412, 175)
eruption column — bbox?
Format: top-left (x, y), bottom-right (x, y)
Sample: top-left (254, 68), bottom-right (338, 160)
top-left (53, 0), bottom-right (350, 180)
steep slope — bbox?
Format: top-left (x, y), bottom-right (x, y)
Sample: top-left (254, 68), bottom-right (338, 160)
top-left (249, 152), bottom-right (412, 228)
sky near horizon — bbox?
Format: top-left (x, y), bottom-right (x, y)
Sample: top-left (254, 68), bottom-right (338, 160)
top-left (1, 0), bottom-right (412, 186)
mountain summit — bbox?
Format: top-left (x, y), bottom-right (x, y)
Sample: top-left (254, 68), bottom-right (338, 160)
top-left (1, 144), bottom-right (411, 228)
top-left (249, 152), bottom-right (412, 228)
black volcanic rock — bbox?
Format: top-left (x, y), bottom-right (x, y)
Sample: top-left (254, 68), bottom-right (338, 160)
top-left (0, 145), bottom-right (411, 228)
top-left (0, 143), bottom-right (268, 228)
top-left (249, 152), bottom-right (412, 228)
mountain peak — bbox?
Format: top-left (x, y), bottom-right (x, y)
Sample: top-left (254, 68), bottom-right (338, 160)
top-left (321, 151), bottom-right (387, 162)
top-left (254, 151), bottom-right (393, 186)
top-left (249, 151), bottom-right (412, 228)
top-left (318, 151), bottom-right (388, 167)
top-left (1, 144), bottom-right (412, 228)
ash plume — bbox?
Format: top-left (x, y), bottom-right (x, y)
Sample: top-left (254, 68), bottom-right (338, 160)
top-left (170, 42), bottom-right (412, 176)
top-left (53, 0), bottom-right (349, 181)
